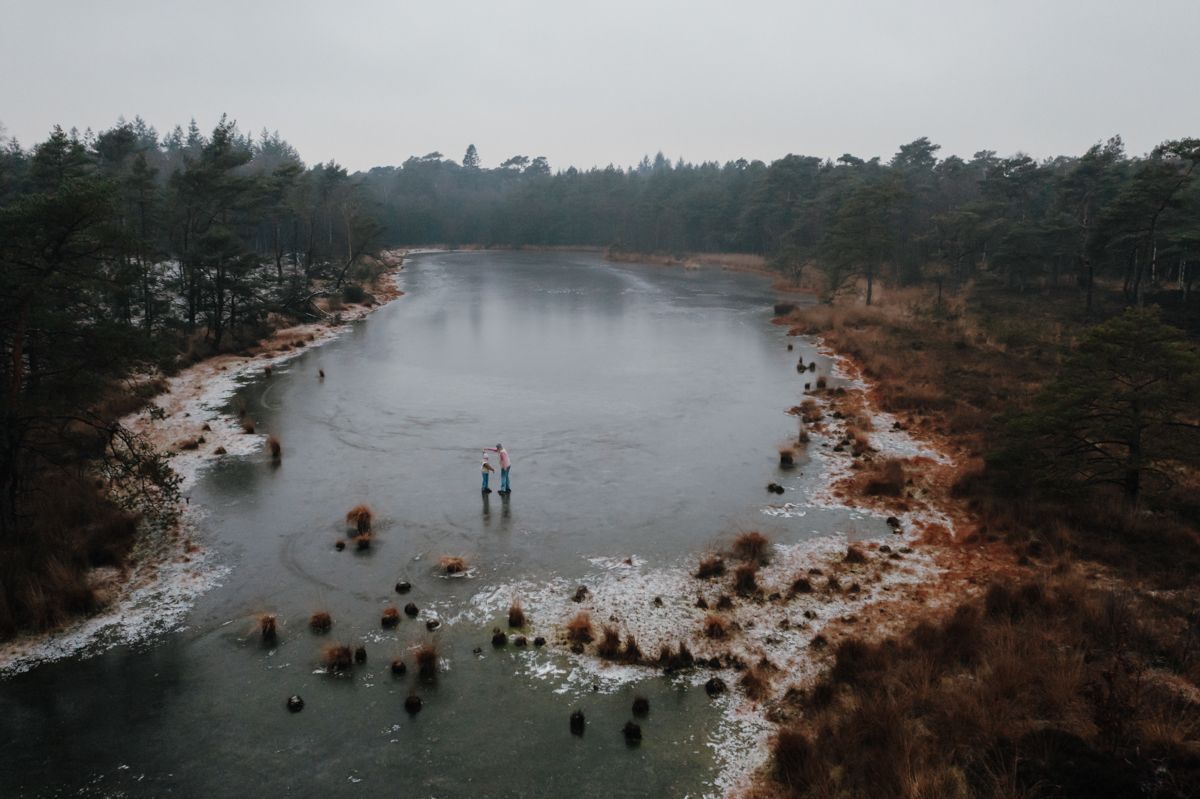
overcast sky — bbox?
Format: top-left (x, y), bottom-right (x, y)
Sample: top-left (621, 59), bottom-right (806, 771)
top-left (2, 0), bottom-right (1197, 172)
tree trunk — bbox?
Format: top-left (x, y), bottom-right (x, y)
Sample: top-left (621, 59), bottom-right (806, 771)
top-left (865, 263), bottom-right (874, 306)
top-left (0, 415), bottom-right (22, 541)
top-left (273, 220), bottom-right (283, 281)
top-left (1084, 256), bottom-right (1095, 318)
top-left (9, 299), bottom-right (29, 402)
top-left (1123, 399), bottom-right (1143, 513)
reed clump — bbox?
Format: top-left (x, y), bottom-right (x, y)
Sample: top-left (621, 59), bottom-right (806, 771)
top-left (862, 459), bottom-right (906, 497)
top-left (440, 555), bottom-right (466, 574)
top-left (346, 504), bottom-right (373, 534)
top-left (732, 531), bottom-right (770, 564)
top-left (566, 612), bottom-right (594, 644)
top-left (323, 644), bottom-right (352, 671)
top-left (416, 643), bottom-right (438, 678)
top-left (704, 614), bottom-right (729, 639)
top-left (734, 563), bottom-right (759, 596)
top-left (597, 625), bottom-right (622, 659)
top-left (259, 613), bottom-right (277, 643)
top-left (696, 554), bottom-right (726, 579)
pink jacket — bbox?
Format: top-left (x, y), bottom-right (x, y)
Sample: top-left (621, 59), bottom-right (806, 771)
top-left (485, 447), bottom-right (511, 469)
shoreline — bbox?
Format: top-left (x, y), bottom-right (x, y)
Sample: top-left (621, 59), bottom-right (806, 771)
top-left (603, 249), bottom-right (815, 296)
top-left (0, 258), bottom-right (409, 677)
top-left (455, 327), bottom-right (981, 796)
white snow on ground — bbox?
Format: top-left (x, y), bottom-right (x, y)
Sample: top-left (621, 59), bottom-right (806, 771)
top-left (449, 532), bottom-right (936, 797)
top-left (0, 508), bottom-right (228, 677)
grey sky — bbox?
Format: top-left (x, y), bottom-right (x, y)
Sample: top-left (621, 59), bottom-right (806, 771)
top-left (2, 0), bottom-right (1197, 171)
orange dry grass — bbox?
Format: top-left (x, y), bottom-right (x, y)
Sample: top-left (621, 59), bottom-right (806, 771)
top-left (346, 504), bottom-right (373, 533)
top-left (323, 644), bottom-right (352, 671)
top-left (696, 554), bottom-right (726, 579)
top-left (732, 531), bottom-right (770, 564)
top-left (440, 555), bottom-right (466, 574)
top-left (596, 625), bottom-right (622, 659)
top-left (566, 612), bottom-right (594, 644)
top-left (415, 643), bottom-right (438, 678)
top-left (704, 614), bottom-right (729, 639)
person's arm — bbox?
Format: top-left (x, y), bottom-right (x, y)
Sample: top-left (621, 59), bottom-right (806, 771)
top-left (484, 447), bottom-right (498, 453)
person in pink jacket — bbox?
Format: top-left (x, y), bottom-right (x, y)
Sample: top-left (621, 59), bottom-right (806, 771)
top-left (481, 451), bottom-right (495, 493)
top-left (484, 444), bottom-right (511, 494)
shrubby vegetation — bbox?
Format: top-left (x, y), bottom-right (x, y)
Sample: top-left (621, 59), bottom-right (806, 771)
top-left (777, 283), bottom-right (1199, 797)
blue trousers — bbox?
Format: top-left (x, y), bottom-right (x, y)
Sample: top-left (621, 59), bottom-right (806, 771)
top-left (500, 467), bottom-right (510, 492)
top-left (482, 472), bottom-right (490, 490)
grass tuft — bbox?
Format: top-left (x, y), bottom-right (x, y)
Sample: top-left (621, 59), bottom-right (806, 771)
top-left (566, 612), bottom-right (594, 644)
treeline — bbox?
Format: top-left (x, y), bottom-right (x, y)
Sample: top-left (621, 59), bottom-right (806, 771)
top-left (2, 115), bottom-right (1199, 636)
top-left (363, 137), bottom-right (1200, 315)
top-left (0, 116), bottom-right (387, 633)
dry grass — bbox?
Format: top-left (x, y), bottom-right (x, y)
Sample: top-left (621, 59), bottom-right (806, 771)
top-left (240, 415), bottom-right (256, 434)
top-left (309, 611), bottom-right (332, 632)
top-left (566, 612), bottom-right (594, 644)
top-left (790, 576), bottom-right (813, 595)
top-left (381, 606), bottom-right (400, 628)
top-left (696, 554), bottom-right (726, 579)
top-left (507, 601), bottom-right (525, 628)
top-left (740, 666), bottom-right (771, 702)
top-left (844, 544), bottom-right (867, 564)
top-left (346, 504), bottom-right (373, 533)
top-left (767, 575), bottom-right (1200, 798)
top-left (0, 474), bottom-right (141, 638)
top-left (597, 625), bottom-right (622, 659)
top-left (91, 376), bottom-right (169, 422)
top-left (266, 435), bottom-right (281, 461)
top-left (734, 563), bottom-right (759, 596)
top-left (862, 458), bottom-right (906, 497)
top-left (622, 634), bottom-right (643, 663)
top-left (704, 614), bottom-right (729, 639)
top-left (353, 533), bottom-right (372, 550)
top-left (416, 643), bottom-right (438, 678)
top-left (323, 643), bottom-right (352, 671)
top-left (779, 447), bottom-right (796, 468)
top-left (732, 531), bottom-right (770, 564)
top-left (259, 613), bottom-right (277, 643)
top-left (659, 641), bottom-right (696, 672)
top-left (440, 555), bottom-right (466, 574)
